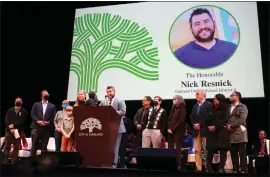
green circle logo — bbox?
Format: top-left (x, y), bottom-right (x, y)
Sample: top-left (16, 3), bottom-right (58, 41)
top-left (169, 5), bottom-right (240, 70)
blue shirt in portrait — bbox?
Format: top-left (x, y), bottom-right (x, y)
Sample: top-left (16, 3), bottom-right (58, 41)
top-left (174, 38), bottom-right (237, 68)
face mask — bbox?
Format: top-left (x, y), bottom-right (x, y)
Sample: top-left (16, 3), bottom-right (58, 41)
top-left (62, 104), bottom-right (68, 109)
top-left (153, 101), bottom-right (158, 106)
top-left (43, 95), bottom-right (49, 100)
top-left (15, 102), bottom-right (22, 107)
top-left (229, 97), bottom-right (235, 102)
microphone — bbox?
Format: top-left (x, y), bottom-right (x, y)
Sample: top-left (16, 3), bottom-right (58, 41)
top-left (104, 95), bottom-right (108, 106)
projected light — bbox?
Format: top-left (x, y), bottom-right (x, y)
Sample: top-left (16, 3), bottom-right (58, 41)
top-left (67, 2), bottom-right (264, 100)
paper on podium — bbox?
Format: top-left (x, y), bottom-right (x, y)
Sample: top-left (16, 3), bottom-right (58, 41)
top-left (240, 125), bottom-right (246, 132)
top-left (14, 129), bottom-right (20, 139)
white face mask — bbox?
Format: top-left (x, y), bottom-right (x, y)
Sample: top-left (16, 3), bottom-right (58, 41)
top-left (229, 97), bottom-right (235, 102)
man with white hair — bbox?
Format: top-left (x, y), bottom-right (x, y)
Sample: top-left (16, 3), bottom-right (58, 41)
top-left (190, 89), bottom-right (212, 172)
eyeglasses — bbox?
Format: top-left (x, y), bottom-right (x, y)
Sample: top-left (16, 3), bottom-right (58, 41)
top-left (66, 110), bottom-right (73, 112)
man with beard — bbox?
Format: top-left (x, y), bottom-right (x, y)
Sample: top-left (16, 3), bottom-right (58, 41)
top-left (227, 91), bottom-right (248, 174)
top-left (133, 96), bottom-right (152, 147)
top-left (174, 8), bottom-right (237, 68)
top-left (141, 96), bottom-right (167, 148)
top-left (99, 86), bottom-right (126, 168)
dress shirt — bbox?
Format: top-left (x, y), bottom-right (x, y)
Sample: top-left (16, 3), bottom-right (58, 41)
top-left (230, 102), bottom-right (239, 114)
top-left (42, 101), bottom-right (48, 117)
top-left (107, 97), bottom-right (115, 106)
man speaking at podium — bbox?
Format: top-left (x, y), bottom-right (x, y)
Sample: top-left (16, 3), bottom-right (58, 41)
top-left (99, 86), bottom-right (126, 168)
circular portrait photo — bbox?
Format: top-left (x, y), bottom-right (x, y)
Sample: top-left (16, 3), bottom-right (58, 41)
top-left (169, 5), bottom-right (240, 69)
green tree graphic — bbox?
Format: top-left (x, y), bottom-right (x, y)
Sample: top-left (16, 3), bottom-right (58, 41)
top-left (71, 13), bottom-right (160, 92)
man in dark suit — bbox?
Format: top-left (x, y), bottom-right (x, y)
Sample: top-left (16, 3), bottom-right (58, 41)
top-left (190, 89), bottom-right (212, 172)
top-left (30, 90), bottom-right (56, 156)
top-left (252, 129), bottom-right (270, 174)
top-left (253, 130), bottom-right (269, 156)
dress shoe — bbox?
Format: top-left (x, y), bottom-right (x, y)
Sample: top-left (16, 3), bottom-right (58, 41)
top-left (119, 165), bottom-right (127, 169)
top-left (10, 161), bottom-right (16, 164)
top-left (218, 168), bottom-right (225, 173)
top-left (232, 170), bottom-right (240, 173)
top-left (2, 160), bottom-right (7, 164)
top-left (240, 169), bottom-right (247, 174)
top-left (205, 168), bottom-right (213, 173)
top-left (180, 168), bottom-right (187, 172)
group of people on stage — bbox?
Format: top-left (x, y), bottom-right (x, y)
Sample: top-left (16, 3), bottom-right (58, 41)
top-left (133, 89), bottom-right (250, 173)
top-left (1, 86), bottom-right (268, 174)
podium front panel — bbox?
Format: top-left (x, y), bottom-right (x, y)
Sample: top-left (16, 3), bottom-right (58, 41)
top-left (73, 106), bottom-right (120, 167)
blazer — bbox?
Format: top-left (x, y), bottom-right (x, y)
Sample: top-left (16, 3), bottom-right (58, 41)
top-left (228, 102), bottom-right (248, 143)
top-left (30, 102), bottom-right (56, 129)
top-left (190, 100), bottom-right (212, 137)
top-left (99, 97), bottom-right (126, 134)
top-left (253, 139), bottom-right (270, 156)
top-left (133, 107), bottom-right (150, 130)
top-left (168, 103), bottom-right (186, 132)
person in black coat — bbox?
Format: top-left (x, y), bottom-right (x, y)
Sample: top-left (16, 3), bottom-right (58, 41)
top-left (84, 90), bottom-right (99, 106)
top-left (3, 97), bottom-right (28, 164)
top-left (205, 93), bottom-right (230, 173)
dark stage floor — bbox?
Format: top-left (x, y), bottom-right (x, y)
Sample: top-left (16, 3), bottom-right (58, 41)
top-left (1, 164), bottom-right (255, 177)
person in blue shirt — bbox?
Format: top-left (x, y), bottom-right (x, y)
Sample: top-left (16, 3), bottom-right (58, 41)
top-left (174, 8), bottom-right (237, 69)
top-left (181, 124), bottom-right (194, 170)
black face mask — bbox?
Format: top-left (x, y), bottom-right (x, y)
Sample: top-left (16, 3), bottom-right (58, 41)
top-left (15, 102), bottom-right (22, 107)
top-left (152, 101), bottom-right (158, 106)
top-left (43, 95), bottom-right (49, 100)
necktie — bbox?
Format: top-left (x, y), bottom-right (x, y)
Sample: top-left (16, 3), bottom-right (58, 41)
top-left (260, 140), bottom-right (265, 155)
top-left (197, 104), bottom-right (201, 115)
top-left (108, 99), bottom-right (112, 106)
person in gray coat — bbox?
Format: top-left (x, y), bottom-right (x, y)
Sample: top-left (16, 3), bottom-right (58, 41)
top-left (227, 91), bottom-right (248, 174)
top-left (99, 86), bottom-right (126, 168)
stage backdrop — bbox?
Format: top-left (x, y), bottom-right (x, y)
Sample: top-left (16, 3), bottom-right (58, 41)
top-left (67, 2), bottom-right (264, 100)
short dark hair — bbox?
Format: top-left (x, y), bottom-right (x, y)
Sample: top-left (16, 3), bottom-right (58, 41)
top-left (15, 96), bottom-right (22, 101)
top-left (258, 129), bottom-right (266, 135)
top-left (234, 91), bottom-right (242, 100)
top-left (154, 96), bottom-right (162, 103)
top-left (106, 86), bottom-right (115, 91)
top-left (144, 96), bottom-right (152, 102)
top-left (185, 124), bottom-right (191, 133)
top-left (88, 90), bottom-right (97, 99)
top-left (189, 8), bottom-right (213, 26)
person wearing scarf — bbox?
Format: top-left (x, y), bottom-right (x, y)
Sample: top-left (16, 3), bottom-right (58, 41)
top-left (141, 96), bottom-right (167, 148)
top-left (205, 93), bottom-right (230, 173)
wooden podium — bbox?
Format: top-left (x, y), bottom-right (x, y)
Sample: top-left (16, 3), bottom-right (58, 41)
top-left (73, 106), bottom-right (120, 167)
